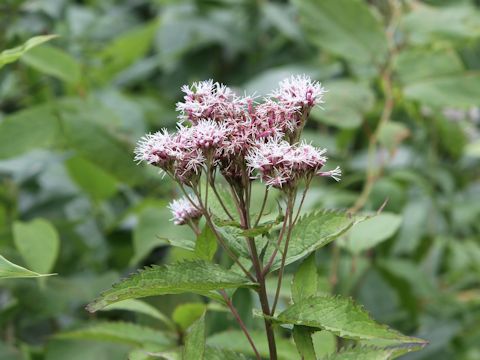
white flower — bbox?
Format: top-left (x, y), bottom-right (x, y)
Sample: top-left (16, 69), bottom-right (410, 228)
top-left (272, 74), bottom-right (326, 108)
top-left (168, 197), bottom-right (202, 225)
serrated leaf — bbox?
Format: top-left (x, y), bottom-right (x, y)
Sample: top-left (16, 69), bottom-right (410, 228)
top-left (86, 261), bottom-right (257, 312)
top-left (21, 44), bottom-right (81, 83)
top-left (0, 35), bottom-right (58, 69)
top-left (195, 225), bottom-right (217, 261)
top-left (292, 0), bottom-right (388, 65)
top-left (207, 330), bottom-right (299, 360)
top-left (56, 322), bottom-right (173, 348)
top-left (0, 255), bottom-right (54, 279)
top-left (293, 326), bottom-right (316, 360)
top-left (271, 296), bottom-right (427, 346)
top-left (183, 315), bottom-right (205, 360)
top-left (101, 299), bottom-right (174, 330)
top-left (292, 253), bottom-right (318, 303)
top-left (13, 218), bottom-right (60, 274)
top-left (265, 210), bottom-right (359, 272)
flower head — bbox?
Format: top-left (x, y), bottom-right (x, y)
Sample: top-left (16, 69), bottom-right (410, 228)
top-left (189, 119), bottom-right (228, 150)
top-left (176, 80), bottom-right (246, 124)
top-left (272, 74), bottom-right (325, 108)
top-left (168, 197), bottom-right (202, 225)
top-left (246, 137), bottom-right (294, 188)
top-left (134, 129), bottom-right (179, 169)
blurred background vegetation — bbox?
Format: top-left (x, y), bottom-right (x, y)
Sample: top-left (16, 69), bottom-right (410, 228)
top-left (0, 0), bottom-right (480, 359)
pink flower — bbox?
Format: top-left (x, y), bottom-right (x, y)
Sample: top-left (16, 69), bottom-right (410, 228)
top-left (271, 74), bottom-right (325, 108)
top-left (134, 129), bottom-right (178, 169)
top-left (168, 197), bottom-right (202, 225)
top-left (318, 166), bottom-right (342, 182)
top-left (189, 119), bottom-right (228, 150)
top-left (176, 80), bottom-right (246, 124)
top-left (246, 137), bottom-right (294, 188)
top-left (246, 138), bottom-right (340, 188)
top-left (254, 99), bottom-right (300, 136)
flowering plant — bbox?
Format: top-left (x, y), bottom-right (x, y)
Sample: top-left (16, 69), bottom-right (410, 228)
top-left (87, 76), bottom-right (426, 359)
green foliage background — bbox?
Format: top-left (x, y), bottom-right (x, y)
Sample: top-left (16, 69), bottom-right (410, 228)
top-left (1, 0), bottom-right (480, 359)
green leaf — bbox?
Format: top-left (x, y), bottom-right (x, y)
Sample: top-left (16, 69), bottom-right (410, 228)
top-left (293, 326), bottom-right (316, 360)
top-left (0, 255), bottom-right (54, 279)
top-left (270, 296), bottom-right (427, 346)
top-left (13, 218), bottom-right (60, 274)
top-left (46, 340), bottom-right (130, 360)
top-left (172, 303), bottom-right (207, 331)
top-left (393, 48), bottom-right (464, 85)
top-left (0, 104), bottom-right (58, 159)
top-left (292, 253), bottom-right (318, 303)
top-left (183, 315), bottom-right (205, 360)
top-left (403, 73), bottom-right (480, 108)
top-left (310, 80), bottom-right (375, 129)
top-left (195, 225), bottom-right (217, 261)
top-left (0, 35), bottom-right (58, 69)
top-left (400, 4), bottom-right (480, 45)
top-left (264, 210), bottom-right (360, 272)
top-left (207, 330), bottom-right (299, 360)
top-left (323, 346), bottom-right (402, 360)
top-left (101, 299), bottom-right (174, 330)
top-left (99, 21), bottom-right (158, 80)
top-left (86, 260), bottom-right (257, 312)
top-left (65, 156), bottom-right (118, 200)
top-left (378, 122), bottom-right (410, 153)
top-left (292, 0), bottom-right (388, 65)
top-left (56, 322), bottom-right (173, 348)
top-left (204, 347), bottom-right (248, 360)
top-left (131, 204), bottom-right (193, 265)
top-left (60, 111), bottom-right (144, 185)
top-left (346, 213), bottom-right (402, 254)
top-left (21, 44), bottom-right (81, 83)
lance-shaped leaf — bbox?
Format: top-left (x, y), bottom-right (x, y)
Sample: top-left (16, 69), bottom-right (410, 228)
top-left (56, 322), bottom-right (173, 348)
top-left (87, 260), bottom-right (257, 312)
top-left (265, 210), bottom-right (360, 272)
top-left (0, 255), bottom-right (54, 279)
top-left (0, 35), bottom-right (57, 68)
top-left (183, 315), bottom-right (205, 359)
top-left (269, 296), bottom-right (427, 346)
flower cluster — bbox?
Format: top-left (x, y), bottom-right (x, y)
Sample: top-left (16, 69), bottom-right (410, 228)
top-left (245, 137), bottom-right (340, 188)
top-left (135, 75), bottom-right (339, 223)
top-left (168, 197), bottom-right (202, 225)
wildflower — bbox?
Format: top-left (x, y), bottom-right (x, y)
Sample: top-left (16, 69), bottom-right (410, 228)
top-left (272, 74), bottom-right (325, 108)
top-left (246, 137), bottom-right (294, 188)
top-left (254, 98), bottom-right (301, 136)
top-left (176, 80), bottom-right (244, 124)
top-left (318, 166), bottom-right (342, 182)
top-left (168, 197), bottom-right (202, 225)
top-left (134, 129), bottom-right (178, 169)
top-left (189, 119), bottom-right (228, 150)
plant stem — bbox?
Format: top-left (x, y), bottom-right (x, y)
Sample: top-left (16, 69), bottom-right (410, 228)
top-left (219, 290), bottom-right (261, 360)
top-left (210, 174), bottom-right (235, 220)
top-left (254, 188), bottom-right (269, 227)
top-left (239, 192), bottom-right (278, 360)
top-left (270, 194), bottom-right (295, 315)
top-left (189, 186), bottom-right (256, 282)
